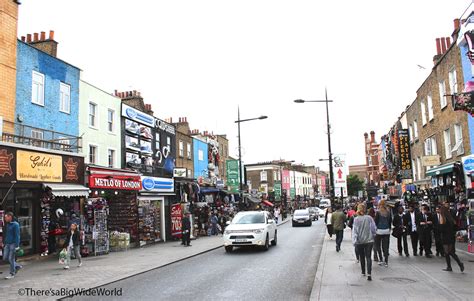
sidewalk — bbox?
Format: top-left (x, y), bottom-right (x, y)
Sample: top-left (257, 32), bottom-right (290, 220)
top-left (311, 229), bottom-right (474, 301)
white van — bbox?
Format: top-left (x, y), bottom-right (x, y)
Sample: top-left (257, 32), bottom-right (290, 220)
top-left (319, 199), bottom-right (331, 209)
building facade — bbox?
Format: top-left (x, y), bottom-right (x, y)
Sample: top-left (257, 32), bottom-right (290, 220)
top-left (173, 117), bottom-right (194, 179)
top-left (193, 136), bottom-right (208, 180)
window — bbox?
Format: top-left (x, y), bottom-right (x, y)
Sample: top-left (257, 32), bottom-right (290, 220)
top-left (452, 124), bottom-right (464, 156)
top-left (89, 102), bottom-right (97, 128)
top-left (32, 71), bottom-right (45, 105)
top-left (155, 133), bottom-right (160, 150)
top-left (273, 171), bottom-right (277, 181)
top-left (439, 80), bottom-right (447, 108)
top-left (427, 95), bottom-right (434, 121)
top-left (416, 157), bottom-right (422, 179)
top-left (187, 143), bottom-right (191, 159)
top-left (444, 129), bottom-right (452, 159)
top-left (409, 125), bottom-right (413, 142)
top-left (261, 171), bottom-right (268, 182)
top-left (108, 149), bottom-right (115, 168)
top-left (58, 138), bottom-right (70, 151)
top-left (31, 129), bottom-right (43, 147)
top-left (198, 149), bottom-right (204, 161)
top-left (448, 67), bottom-right (458, 94)
top-left (107, 109), bottom-right (115, 132)
top-left (424, 136), bottom-right (437, 156)
top-left (420, 101), bottom-right (427, 125)
top-left (59, 83), bottom-right (70, 113)
top-left (413, 121), bottom-right (419, 139)
top-left (412, 159), bottom-right (417, 181)
top-left (89, 145), bottom-right (97, 164)
top-left (179, 140), bottom-right (184, 157)
top-left (167, 136), bottom-right (171, 148)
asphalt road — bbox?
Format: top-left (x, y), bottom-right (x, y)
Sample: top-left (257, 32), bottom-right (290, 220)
top-left (71, 219), bottom-right (326, 301)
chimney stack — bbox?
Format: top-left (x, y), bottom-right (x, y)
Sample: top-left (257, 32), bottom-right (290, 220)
top-left (25, 30), bottom-right (58, 57)
top-left (370, 131), bottom-right (375, 143)
top-left (436, 38), bottom-right (441, 55)
top-left (21, 36), bottom-right (25, 42)
top-left (446, 36), bottom-right (451, 48)
top-left (454, 18), bottom-right (460, 31)
top-left (33, 32), bottom-right (39, 41)
top-left (26, 34), bottom-right (31, 42)
top-left (441, 37), bottom-right (447, 53)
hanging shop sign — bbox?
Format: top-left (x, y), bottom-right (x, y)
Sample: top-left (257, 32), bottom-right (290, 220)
top-left (332, 153), bottom-right (348, 197)
top-left (89, 174), bottom-right (142, 190)
top-left (463, 155), bottom-right (474, 189)
top-left (170, 204), bottom-right (182, 238)
top-left (140, 176), bottom-right (174, 193)
top-left (226, 159), bottom-right (240, 193)
top-left (173, 168), bottom-right (187, 178)
top-left (422, 155), bottom-right (441, 167)
top-left (0, 148), bottom-right (14, 178)
top-left (398, 129), bottom-right (412, 179)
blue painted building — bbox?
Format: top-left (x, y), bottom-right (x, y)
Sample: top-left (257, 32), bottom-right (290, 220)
top-left (193, 137), bottom-right (209, 179)
top-left (15, 39), bottom-right (80, 145)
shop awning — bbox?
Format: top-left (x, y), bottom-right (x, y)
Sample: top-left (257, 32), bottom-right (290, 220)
top-left (262, 200), bottom-right (274, 207)
top-left (44, 183), bottom-right (90, 197)
top-left (246, 195), bottom-right (261, 203)
top-left (200, 187), bottom-right (220, 193)
top-left (426, 163), bottom-right (455, 177)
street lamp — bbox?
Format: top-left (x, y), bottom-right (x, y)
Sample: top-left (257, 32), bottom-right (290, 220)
top-left (235, 107), bottom-right (268, 203)
top-left (294, 88), bottom-right (335, 203)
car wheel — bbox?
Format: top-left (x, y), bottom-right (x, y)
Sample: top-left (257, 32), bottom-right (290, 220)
top-left (225, 246), bottom-right (233, 253)
top-left (263, 234), bottom-right (270, 251)
top-left (271, 230), bottom-right (277, 246)
top-left (292, 222), bottom-right (296, 227)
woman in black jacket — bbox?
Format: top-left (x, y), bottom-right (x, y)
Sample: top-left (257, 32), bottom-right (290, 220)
top-left (62, 223), bottom-right (82, 269)
top-left (439, 207), bottom-right (464, 272)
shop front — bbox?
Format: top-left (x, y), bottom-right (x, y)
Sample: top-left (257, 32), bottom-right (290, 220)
top-left (426, 162), bottom-right (465, 207)
top-left (0, 143), bottom-right (87, 256)
top-left (87, 166), bottom-right (141, 253)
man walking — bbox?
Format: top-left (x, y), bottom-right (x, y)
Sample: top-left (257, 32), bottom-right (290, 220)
top-left (393, 206), bottom-right (409, 256)
top-left (404, 205), bottom-right (421, 256)
top-left (182, 212), bottom-right (191, 247)
top-left (418, 204), bottom-right (434, 258)
top-left (3, 212), bottom-right (21, 279)
top-left (331, 205), bottom-right (347, 252)
top-left (433, 205), bottom-right (445, 257)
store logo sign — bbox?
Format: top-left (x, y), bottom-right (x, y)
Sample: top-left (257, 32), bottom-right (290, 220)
top-left (463, 157), bottom-right (474, 172)
top-left (140, 176), bottom-right (174, 193)
top-left (0, 149), bottom-right (13, 177)
top-left (64, 158), bottom-right (79, 181)
top-left (125, 108), bottom-right (137, 119)
top-left (142, 177), bottom-right (155, 191)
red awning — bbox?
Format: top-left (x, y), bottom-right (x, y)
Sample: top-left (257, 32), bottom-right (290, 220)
top-left (262, 200), bottom-right (274, 207)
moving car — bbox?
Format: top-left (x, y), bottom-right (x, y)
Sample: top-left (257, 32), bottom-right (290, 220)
top-left (308, 207), bottom-right (319, 221)
top-left (223, 211), bottom-right (277, 253)
top-left (292, 209), bottom-right (312, 227)
top-left (315, 207), bottom-right (325, 218)
top-left (319, 199), bottom-right (331, 209)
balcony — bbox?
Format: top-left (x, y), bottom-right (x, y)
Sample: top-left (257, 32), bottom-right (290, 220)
top-left (0, 119), bottom-right (82, 153)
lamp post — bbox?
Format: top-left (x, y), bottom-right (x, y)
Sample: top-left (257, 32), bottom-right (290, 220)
top-left (235, 107), bottom-right (268, 203)
top-left (294, 88), bottom-right (335, 203)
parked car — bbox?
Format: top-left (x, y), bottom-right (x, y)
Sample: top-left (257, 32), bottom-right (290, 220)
top-left (292, 209), bottom-right (312, 227)
top-left (308, 207), bottom-right (319, 221)
top-left (223, 211), bottom-right (277, 253)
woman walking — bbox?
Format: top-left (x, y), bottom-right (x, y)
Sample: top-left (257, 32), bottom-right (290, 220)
top-left (63, 223), bottom-right (82, 269)
top-left (374, 200), bottom-right (392, 267)
top-left (353, 204), bottom-right (377, 281)
top-left (325, 207), bottom-right (334, 239)
top-left (439, 206), bottom-right (464, 272)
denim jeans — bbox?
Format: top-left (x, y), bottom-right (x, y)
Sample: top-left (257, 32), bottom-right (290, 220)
top-left (356, 243), bottom-right (373, 275)
top-left (3, 243), bottom-right (18, 275)
top-left (65, 245), bottom-right (82, 266)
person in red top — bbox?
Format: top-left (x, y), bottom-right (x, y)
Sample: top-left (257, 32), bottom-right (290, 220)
top-left (347, 205), bottom-right (356, 219)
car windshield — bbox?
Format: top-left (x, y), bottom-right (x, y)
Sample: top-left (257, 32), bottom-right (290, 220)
top-left (233, 213), bottom-right (265, 224)
top-left (294, 211), bottom-right (309, 216)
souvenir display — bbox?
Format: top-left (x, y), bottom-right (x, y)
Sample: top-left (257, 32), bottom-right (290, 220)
top-left (138, 200), bottom-right (161, 246)
top-left (83, 198), bottom-right (108, 256)
top-left (107, 193), bottom-right (138, 247)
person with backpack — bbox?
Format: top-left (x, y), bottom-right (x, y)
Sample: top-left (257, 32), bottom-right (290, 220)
top-left (374, 200), bottom-right (392, 267)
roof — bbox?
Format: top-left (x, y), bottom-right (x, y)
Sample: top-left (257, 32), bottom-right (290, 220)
top-left (18, 40), bottom-right (82, 71)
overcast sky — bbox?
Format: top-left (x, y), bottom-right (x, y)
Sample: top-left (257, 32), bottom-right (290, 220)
top-left (17, 0), bottom-right (471, 170)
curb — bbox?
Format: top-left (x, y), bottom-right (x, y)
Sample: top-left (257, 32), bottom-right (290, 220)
top-left (309, 231), bottom-right (328, 301)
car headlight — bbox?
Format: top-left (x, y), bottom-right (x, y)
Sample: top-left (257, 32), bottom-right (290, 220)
top-left (224, 230), bottom-right (231, 235)
top-left (253, 229), bottom-right (264, 234)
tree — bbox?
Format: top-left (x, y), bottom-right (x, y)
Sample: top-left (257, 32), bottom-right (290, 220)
top-left (347, 174), bottom-right (364, 197)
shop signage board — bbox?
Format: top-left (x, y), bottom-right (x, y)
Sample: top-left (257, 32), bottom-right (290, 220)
top-left (332, 154), bottom-right (348, 197)
top-left (0, 145), bottom-right (84, 184)
top-left (274, 180), bottom-right (282, 199)
top-left (170, 203), bottom-right (182, 238)
top-left (422, 155), bottom-right (441, 167)
top-left (140, 176), bottom-right (174, 193)
top-left (462, 155), bottom-right (474, 189)
top-left (226, 159), bottom-right (240, 193)
top-left (89, 174), bottom-right (142, 190)
top-left (173, 168), bottom-right (187, 178)
top-left (398, 129), bottom-right (413, 179)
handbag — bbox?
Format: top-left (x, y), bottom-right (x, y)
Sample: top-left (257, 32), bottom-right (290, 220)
top-left (58, 249), bottom-right (67, 265)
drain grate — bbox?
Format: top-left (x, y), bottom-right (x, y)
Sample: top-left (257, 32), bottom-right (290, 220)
top-left (380, 277), bottom-right (416, 284)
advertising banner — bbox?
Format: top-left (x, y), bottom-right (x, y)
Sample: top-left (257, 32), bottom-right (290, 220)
top-left (274, 180), bottom-right (282, 200)
top-left (171, 204), bottom-right (182, 238)
top-left (226, 159), bottom-right (240, 193)
top-left (332, 154), bottom-right (348, 197)
top-left (398, 129), bottom-right (413, 179)
top-left (141, 176), bottom-right (174, 193)
top-left (89, 174), bottom-right (142, 190)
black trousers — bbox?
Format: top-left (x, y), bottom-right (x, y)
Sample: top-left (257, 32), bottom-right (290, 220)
top-left (434, 230), bottom-right (444, 255)
top-left (409, 231), bottom-right (419, 255)
top-left (182, 230), bottom-right (191, 246)
top-left (419, 229), bottom-right (432, 255)
top-left (397, 232), bottom-right (409, 255)
top-left (356, 243), bottom-right (373, 275)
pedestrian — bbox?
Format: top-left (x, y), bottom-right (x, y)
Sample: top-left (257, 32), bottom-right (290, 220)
top-left (62, 223), bottom-right (82, 270)
top-left (439, 206), bottom-right (464, 272)
top-left (352, 204), bottom-right (376, 281)
top-left (403, 205), bottom-right (421, 256)
top-left (331, 205), bottom-right (347, 252)
top-left (374, 200), bottom-right (392, 267)
top-left (433, 205), bottom-right (445, 257)
top-left (325, 207), bottom-right (334, 239)
top-left (218, 214), bottom-right (227, 235)
top-left (348, 207), bottom-right (360, 263)
top-left (3, 212), bottom-right (22, 279)
top-left (392, 205), bottom-right (409, 257)
top-left (274, 206), bottom-right (280, 224)
top-left (210, 212), bottom-right (219, 236)
top-left (418, 204), bottom-right (434, 258)
top-left (182, 212), bottom-right (192, 247)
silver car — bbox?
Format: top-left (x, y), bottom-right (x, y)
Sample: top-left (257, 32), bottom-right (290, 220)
top-left (292, 209), bottom-right (312, 227)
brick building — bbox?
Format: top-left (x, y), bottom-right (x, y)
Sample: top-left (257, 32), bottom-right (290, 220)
top-left (172, 117), bottom-right (194, 179)
top-left (349, 164), bottom-right (367, 183)
top-left (364, 131), bottom-right (380, 186)
top-left (217, 134), bottom-right (229, 183)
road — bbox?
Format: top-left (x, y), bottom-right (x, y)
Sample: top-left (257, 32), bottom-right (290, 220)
top-left (71, 219), bottom-right (326, 301)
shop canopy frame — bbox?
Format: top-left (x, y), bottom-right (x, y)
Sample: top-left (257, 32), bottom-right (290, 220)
top-left (43, 183), bottom-right (90, 198)
top-left (425, 163), bottom-right (455, 177)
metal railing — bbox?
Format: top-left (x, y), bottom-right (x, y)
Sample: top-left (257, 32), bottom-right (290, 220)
top-left (0, 119), bottom-right (82, 153)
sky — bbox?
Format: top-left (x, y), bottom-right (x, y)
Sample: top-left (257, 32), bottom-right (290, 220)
top-left (17, 0), bottom-right (471, 171)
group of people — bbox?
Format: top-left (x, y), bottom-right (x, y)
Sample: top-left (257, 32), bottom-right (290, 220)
top-left (324, 200), bottom-right (465, 281)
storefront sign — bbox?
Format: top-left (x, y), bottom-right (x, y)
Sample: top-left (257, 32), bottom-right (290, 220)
top-left (274, 180), bottom-right (282, 199)
top-left (63, 158), bottom-right (79, 181)
top-left (173, 168), bottom-right (187, 178)
top-left (171, 204), bottom-right (182, 238)
top-left (398, 129), bottom-right (412, 179)
top-left (0, 149), bottom-right (14, 177)
top-left (89, 174), bottom-right (142, 190)
top-left (17, 150), bottom-right (63, 182)
top-left (216, 179), bottom-right (224, 189)
top-left (140, 176), bottom-right (174, 193)
top-left (155, 119), bottom-right (176, 135)
top-left (463, 155), bottom-right (474, 189)
top-left (122, 104), bottom-right (155, 127)
top-left (422, 155), bottom-right (441, 167)
top-left (332, 154), bottom-right (348, 197)
top-left (226, 159), bottom-right (240, 193)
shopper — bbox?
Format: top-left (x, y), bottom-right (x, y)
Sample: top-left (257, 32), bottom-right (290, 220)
top-left (374, 200), bottom-right (392, 267)
top-left (418, 204), bottom-right (434, 258)
top-left (403, 205), bottom-right (421, 256)
top-left (439, 206), bottom-right (464, 272)
top-left (348, 208), bottom-right (360, 263)
top-left (325, 207), bottom-right (334, 239)
top-left (3, 212), bottom-right (21, 279)
top-left (392, 206), bottom-right (409, 257)
top-left (352, 204), bottom-right (376, 281)
top-left (274, 206), bottom-right (281, 224)
top-left (210, 213), bottom-right (219, 236)
top-left (433, 205), bottom-right (445, 257)
top-left (331, 205), bottom-right (347, 252)
top-left (63, 223), bottom-right (82, 269)
top-left (182, 212), bottom-right (192, 247)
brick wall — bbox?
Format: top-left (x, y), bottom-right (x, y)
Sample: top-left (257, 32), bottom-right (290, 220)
top-left (175, 130), bottom-right (193, 176)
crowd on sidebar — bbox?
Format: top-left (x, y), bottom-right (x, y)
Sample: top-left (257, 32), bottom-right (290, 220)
top-left (324, 200), bottom-right (466, 281)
